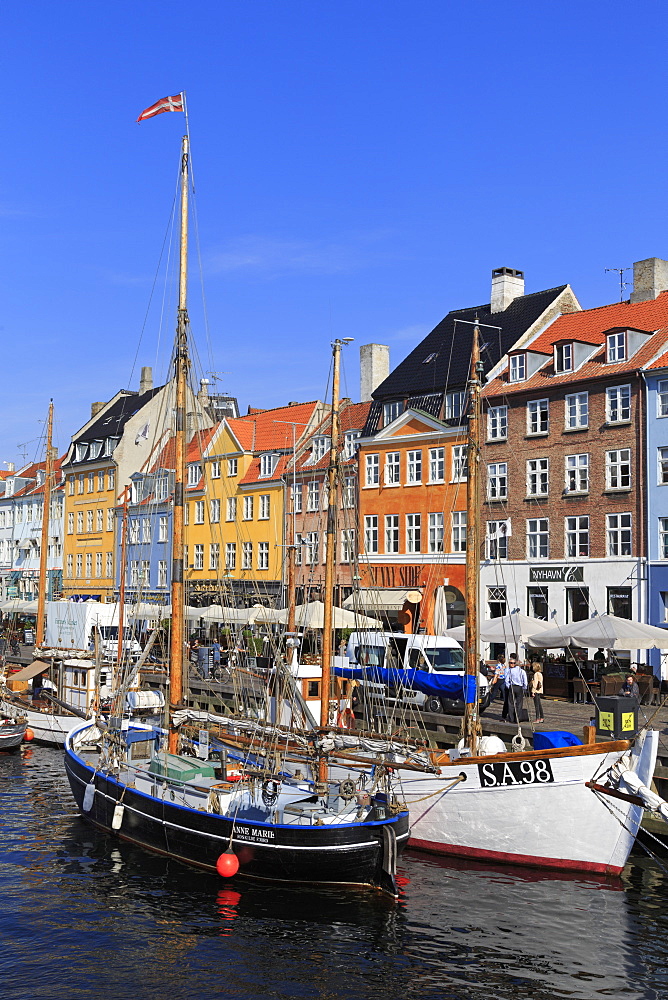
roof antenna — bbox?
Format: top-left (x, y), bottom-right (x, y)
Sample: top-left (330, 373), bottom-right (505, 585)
top-left (605, 267), bottom-right (631, 303)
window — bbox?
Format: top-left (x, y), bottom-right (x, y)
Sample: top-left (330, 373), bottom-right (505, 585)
top-left (141, 560), bottom-right (150, 586)
top-left (527, 399), bottom-right (549, 435)
top-left (383, 401), bottom-right (402, 426)
top-left (188, 464), bottom-right (202, 486)
top-left (406, 513), bottom-right (421, 553)
top-left (128, 518), bottom-right (139, 544)
top-left (76, 511), bottom-right (84, 533)
top-left (226, 497), bottom-right (237, 521)
top-left (309, 436), bottom-right (329, 463)
top-left (555, 343), bottom-right (573, 373)
top-left (106, 508), bottom-right (114, 531)
top-left (566, 516), bottom-right (589, 557)
top-left (95, 509), bottom-right (102, 532)
top-left (385, 515), bottom-right (399, 554)
top-left (487, 463), bottom-right (508, 501)
top-left (660, 519), bottom-right (668, 559)
top-left (67, 512), bottom-right (74, 534)
top-left (243, 496), bottom-right (254, 520)
top-left (526, 458), bottom-right (549, 497)
top-left (608, 587), bottom-right (632, 619)
top-left (159, 515), bottom-right (168, 541)
top-left (75, 443), bottom-right (87, 462)
top-left (565, 453), bottom-right (589, 493)
top-left (15, 505), bottom-right (22, 523)
top-left (77, 474), bottom-right (84, 494)
top-left (606, 449), bottom-right (631, 490)
top-left (193, 544), bottom-right (204, 570)
top-left (509, 354), bottom-right (526, 382)
top-left (259, 495), bottom-right (270, 520)
top-left (97, 470), bottom-right (105, 491)
top-left (291, 484), bottom-right (302, 513)
top-left (607, 513), bottom-right (632, 556)
top-left (445, 391), bottom-right (465, 420)
top-left (451, 512), bottom-right (466, 553)
top-left (341, 529), bottom-right (355, 563)
top-left (343, 477), bottom-right (355, 508)
top-left (107, 469), bottom-right (115, 491)
top-left (488, 586), bottom-right (507, 619)
top-left (210, 460), bottom-right (221, 479)
top-left (607, 331), bottom-right (626, 363)
top-left (194, 500), bottom-right (205, 524)
top-left (364, 516), bottom-right (378, 554)
top-left (242, 542), bottom-right (253, 570)
top-left (452, 445), bottom-right (468, 482)
top-left (85, 553), bottom-right (93, 578)
top-left (66, 554), bottom-right (73, 578)
top-left (407, 450), bottom-right (422, 484)
top-left (68, 475), bottom-right (74, 495)
top-left (428, 448), bottom-right (444, 483)
top-left (306, 481), bottom-right (319, 511)
top-left (527, 518), bottom-right (550, 558)
top-left (486, 520), bottom-right (509, 560)
top-left (158, 560), bottom-right (167, 587)
top-left (566, 586), bottom-right (590, 623)
top-left (384, 452), bottom-right (400, 486)
top-left (487, 405), bottom-right (508, 440)
top-left (256, 541), bottom-right (268, 570)
top-left (658, 448), bottom-right (668, 484)
top-left (87, 473), bottom-right (95, 493)
top-left (565, 392), bottom-right (588, 429)
top-left (95, 552), bottom-right (102, 578)
top-left (304, 533), bottom-right (319, 564)
top-left (658, 380), bottom-right (668, 417)
top-left (365, 454), bottom-right (379, 486)
top-left (210, 543), bottom-right (220, 571)
top-left (259, 454), bottom-right (278, 478)
top-left (76, 554), bottom-right (83, 579)
top-left (527, 586), bottom-right (548, 620)
top-left (227, 458), bottom-right (238, 477)
top-left (184, 504), bottom-right (189, 525)
top-left (343, 431), bottom-right (361, 460)
top-left (210, 498), bottom-right (220, 523)
top-left (606, 384), bottom-right (631, 423)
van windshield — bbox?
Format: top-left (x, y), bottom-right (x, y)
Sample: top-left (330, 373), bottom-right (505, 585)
top-left (422, 647), bottom-right (465, 671)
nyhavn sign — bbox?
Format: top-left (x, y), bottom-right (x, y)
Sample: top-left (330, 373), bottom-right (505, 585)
top-left (529, 565), bottom-right (584, 583)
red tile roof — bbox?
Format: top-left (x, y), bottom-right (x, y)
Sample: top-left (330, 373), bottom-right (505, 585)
top-left (228, 401), bottom-right (321, 453)
top-left (151, 425), bottom-right (219, 475)
top-left (293, 400), bottom-right (372, 473)
top-left (646, 347), bottom-right (668, 370)
top-left (238, 453), bottom-right (291, 486)
top-left (528, 291), bottom-right (668, 354)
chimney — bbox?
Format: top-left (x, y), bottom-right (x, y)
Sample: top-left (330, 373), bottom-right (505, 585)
top-left (6, 462), bottom-right (14, 473)
top-left (490, 267), bottom-right (525, 313)
top-left (630, 258), bottom-right (668, 303)
top-left (198, 378), bottom-right (210, 404)
top-left (139, 366), bottom-right (153, 393)
top-left (360, 344), bottom-right (390, 402)
top-left (91, 402), bottom-right (105, 418)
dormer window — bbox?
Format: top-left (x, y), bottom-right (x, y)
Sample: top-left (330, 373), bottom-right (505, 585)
top-left (343, 430), bottom-right (361, 460)
top-left (509, 354), bottom-right (526, 383)
top-left (104, 437), bottom-right (119, 457)
top-left (5, 480), bottom-right (14, 496)
top-left (75, 442), bottom-right (88, 462)
top-left (445, 390), bottom-right (465, 419)
top-left (259, 453), bottom-right (279, 478)
top-left (607, 330), bottom-right (626, 363)
top-left (383, 401), bottom-right (402, 426)
top-left (555, 343), bottom-right (573, 373)
top-left (187, 463), bottom-right (202, 486)
top-left (309, 436), bottom-right (330, 463)
top-left (88, 440), bottom-right (103, 460)
top-left (36, 470), bottom-right (45, 486)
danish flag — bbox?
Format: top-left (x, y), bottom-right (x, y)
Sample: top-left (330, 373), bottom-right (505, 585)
top-left (137, 94), bottom-right (184, 122)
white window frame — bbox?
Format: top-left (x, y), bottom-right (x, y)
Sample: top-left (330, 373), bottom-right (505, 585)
top-left (527, 399), bottom-right (549, 436)
top-left (343, 477), bottom-right (355, 509)
top-left (383, 401), bottom-right (402, 426)
top-left (384, 452), bottom-right (401, 486)
top-left (385, 514), bottom-right (399, 554)
top-left (658, 447), bottom-right (668, 485)
top-left (209, 543), bottom-right (220, 571)
top-left (243, 495), bottom-right (254, 520)
top-left (158, 515), bottom-right (168, 541)
top-left (606, 384), bottom-right (631, 424)
top-left (259, 494), bottom-right (270, 520)
top-left (364, 515), bottom-right (378, 554)
top-left (226, 496), bottom-right (237, 521)
top-left (343, 431), bottom-right (361, 460)
top-left (606, 449), bottom-right (631, 491)
top-left (565, 392), bottom-right (588, 429)
top-left (607, 513), bottom-right (632, 556)
top-left (406, 513), bottom-right (421, 554)
top-left (210, 498), bottom-right (221, 523)
top-left (452, 445), bottom-right (468, 483)
top-left (658, 380), bottom-right (668, 418)
top-left (428, 447), bottom-right (444, 484)
top-left (291, 484), bottom-right (302, 513)
top-left (486, 520), bottom-right (509, 560)
top-left (487, 405), bottom-right (508, 441)
top-left (225, 543), bottom-right (236, 570)
top-left (487, 462), bottom-right (508, 501)
top-left (527, 518), bottom-right (550, 559)
top-left (565, 453), bottom-right (589, 493)
top-left (210, 460), bottom-right (221, 479)
top-left (194, 500), bottom-right (205, 524)
top-left (445, 391), bottom-right (465, 420)
top-left (187, 464), bottom-right (202, 486)
top-left (526, 458), bottom-right (549, 497)
top-left (227, 458), bottom-right (238, 477)
top-left (659, 518), bottom-right (668, 559)
top-left (365, 454), bottom-right (379, 487)
top-left (341, 529), bottom-right (355, 563)
top-left (607, 330), bottom-right (626, 363)
top-left (306, 481), bottom-right (319, 512)
top-left (406, 450), bottom-right (422, 485)
top-left (509, 354), bottom-right (526, 383)
top-left (555, 343), bottom-right (573, 373)
top-left (242, 542), bottom-right (253, 570)
top-left (259, 454), bottom-right (278, 479)
top-left (565, 515), bottom-right (590, 558)
top-left (451, 511), bottom-right (466, 553)
top-left (194, 544), bottom-right (204, 570)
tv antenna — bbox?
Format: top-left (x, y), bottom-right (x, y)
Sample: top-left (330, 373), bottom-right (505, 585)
top-left (605, 267), bottom-right (631, 303)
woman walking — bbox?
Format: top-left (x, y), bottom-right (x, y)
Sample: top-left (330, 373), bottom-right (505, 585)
top-left (530, 660), bottom-right (544, 723)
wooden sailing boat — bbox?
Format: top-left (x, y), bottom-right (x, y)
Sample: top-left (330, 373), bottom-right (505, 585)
top-left (63, 116), bottom-right (419, 895)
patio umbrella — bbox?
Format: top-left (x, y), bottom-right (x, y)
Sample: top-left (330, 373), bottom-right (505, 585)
top-left (446, 612), bottom-right (555, 644)
top-left (526, 613), bottom-right (668, 650)
top-left (273, 601), bottom-right (382, 629)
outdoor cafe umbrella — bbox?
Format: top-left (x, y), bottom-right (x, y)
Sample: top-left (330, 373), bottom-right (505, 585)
top-left (526, 613), bottom-right (668, 650)
top-left (197, 604), bottom-right (284, 625)
top-left (273, 600), bottom-right (382, 630)
top-left (446, 612), bottom-right (555, 645)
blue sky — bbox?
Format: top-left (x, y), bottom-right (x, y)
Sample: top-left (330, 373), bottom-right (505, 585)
top-left (2, 0), bottom-right (668, 466)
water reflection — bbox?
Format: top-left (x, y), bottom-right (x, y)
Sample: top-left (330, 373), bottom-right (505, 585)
top-left (1, 747), bottom-right (668, 1000)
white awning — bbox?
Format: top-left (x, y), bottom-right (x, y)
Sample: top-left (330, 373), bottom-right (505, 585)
top-left (341, 588), bottom-right (422, 613)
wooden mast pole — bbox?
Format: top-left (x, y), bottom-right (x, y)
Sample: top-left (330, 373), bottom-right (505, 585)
top-left (462, 320), bottom-right (483, 754)
top-left (36, 399), bottom-right (54, 646)
top-left (168, 134), bottom-right (190, 753)
top-left (116, 494), bottom-right (128, 671)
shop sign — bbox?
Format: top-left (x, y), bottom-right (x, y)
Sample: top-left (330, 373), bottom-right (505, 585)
top-left (529, 565), bottom-right (584, 583)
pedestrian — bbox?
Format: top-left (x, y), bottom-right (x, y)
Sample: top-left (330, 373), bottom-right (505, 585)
top-left (530, 660), bottom-right (544, 723)
top-left (489, 653), bottom-right (506, 707)
top-left (197, 642), bottom-right (209, 679)
top-left (619, 674), bottom-right (639, 699)
top-left (504, 658), bottom-right (529, 724)
top-left (212, 640), bottom-right (221, 666)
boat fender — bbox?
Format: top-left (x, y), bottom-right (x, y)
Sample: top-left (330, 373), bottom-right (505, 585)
top-left (83, 781), bottom-right (96, 813)
top-left (511, 734), bottom-right (526, 752)
top-left (339, 778), bottom-right (356, 802)
top-left (262, 779), bottom-right (279, 806)
top-left (216, 850), bottom-right (240, 878)
top-left (111, 804), bottom-right (125, 830)
top-left (337, 708), bottom-right (355, 730)
top-left (23, 729), bottom-right (34, 742)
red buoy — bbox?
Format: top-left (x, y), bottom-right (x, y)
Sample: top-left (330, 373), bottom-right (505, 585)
top-left (216, 850), bottom-right (240, 878)
top-left (23, 729), bottom-right (34, 742)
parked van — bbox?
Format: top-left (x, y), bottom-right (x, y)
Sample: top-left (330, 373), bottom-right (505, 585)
top-left (97, 625), bottom-right (142, 663)
top-left (345, 631), bottom-right (489, 714)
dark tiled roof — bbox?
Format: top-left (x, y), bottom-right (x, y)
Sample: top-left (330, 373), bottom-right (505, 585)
top-left (80, 388), bottom-right (163, 444)
top-left (372, 286), bottom-right (569, 401)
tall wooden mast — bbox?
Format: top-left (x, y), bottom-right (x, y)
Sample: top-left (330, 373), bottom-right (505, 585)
top-left (168, 134), bottom-right (190, 753)
top-left (462, 321), bottom-right (483, 753)
top-left (36, 399), bottom-right (54, 646)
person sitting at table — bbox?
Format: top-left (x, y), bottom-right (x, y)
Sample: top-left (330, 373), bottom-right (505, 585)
top-left (619, 674), bottom-right (639, 699)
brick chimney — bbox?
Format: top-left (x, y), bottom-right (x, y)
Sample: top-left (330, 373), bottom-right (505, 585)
top-left (630, 258), bottom-right (668, 303)
top-left (360, 344), bottom-right (390, 402)
top-left (490, 267), bottom-right (525, 313)
top-left (91, 402), bottom-right (105, 418)
top-left (139, 366), bottom-right (153, 393)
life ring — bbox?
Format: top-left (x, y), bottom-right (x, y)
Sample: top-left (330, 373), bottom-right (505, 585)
top-left (337, 708), bottom-right (356, 730)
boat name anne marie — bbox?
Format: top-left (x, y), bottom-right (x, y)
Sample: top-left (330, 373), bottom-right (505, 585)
top-left (479, 759), bottom-right (555, 788)
top-left (234, 825), bottom-right (276, 841)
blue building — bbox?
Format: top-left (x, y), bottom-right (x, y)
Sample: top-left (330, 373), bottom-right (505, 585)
top-left (115, 468), bottom-right (174, 610)
top-left (644, 355), bottom-right (668, 677)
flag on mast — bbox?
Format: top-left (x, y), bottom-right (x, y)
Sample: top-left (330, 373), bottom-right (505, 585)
top-left (137, 94), bottom-right (184, 122)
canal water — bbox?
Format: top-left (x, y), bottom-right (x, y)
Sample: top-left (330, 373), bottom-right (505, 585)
top-left (1, 746), bottom-right (667, 1000)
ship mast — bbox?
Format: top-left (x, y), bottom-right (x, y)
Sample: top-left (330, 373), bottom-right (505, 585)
top-left (168, 134), bottom-right (190, 753)
top-left (462, 321), bottom-right (483, 754)
top-left (36, 399), bottom-right (54, 646)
